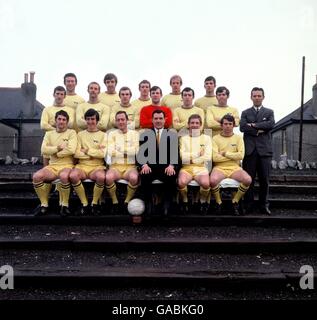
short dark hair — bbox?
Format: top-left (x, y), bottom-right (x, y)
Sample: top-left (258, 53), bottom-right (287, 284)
top-left (204, 76), bottom-right (216, 85)
top-left (115, 110), bottom-right (128, 120)
top-left (251, 87), bottom-right (265, 97)
top-left (55, 110), bottom-right (69, 121)
top-left (152, 109), bottom-right (165, 118)
top-left (104, 73), bottom-right (118, 84)
top-left (150, 86), bottom-right (162, 95)
top-left (87, 81), bottom-right (100, 92)
top-left (84, 108), bottom-right (99, 121)
top-left (188, 114), bottom-right (202, 125)
top-left (53, 86), bottom-right (66, 95)
top-left (216, 86), bottom-right (230, 97)
top-left (138, 80), bottom-right (151, 89)
top-left (119, 86), bottom-right (132, 97)
top-left (220, 114), bottom-right (235, 125)
top-left (63, 73), bottom-right (77, 84)
top-left (181, 87), bottom-right (195, 98)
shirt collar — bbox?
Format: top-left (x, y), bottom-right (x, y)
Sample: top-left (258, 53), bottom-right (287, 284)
top-left (253, 105), bottom-right (263, 111)
top-left (155, 128), bottom-right (162, 134)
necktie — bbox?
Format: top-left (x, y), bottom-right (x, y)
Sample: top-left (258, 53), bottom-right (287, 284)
top-left (255, 107), bottom-right (259, 113)
top-left (156, 129), bottom-right (160, 145)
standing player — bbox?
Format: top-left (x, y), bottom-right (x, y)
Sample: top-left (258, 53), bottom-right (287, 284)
top-left (98, 73), bottom-right (120, 108)
top-left (161, 75), bottom-right (183, 110)
top-left (63, 73), bottom-right (85, 110)
top-left (110, 87), bottom-right (140, 129)
top-left (76, 82), bottom-right (110, 131)
top-left (173, 87), bottom-right (205, 132)
top-left (131, 80), bottom-right (152, 110)
top-left (206, 86), bottom-right (240, 136)
top-left (140, 86), bottom-right (172, 129)
top-left (194, 76), bottom-right (218, 114)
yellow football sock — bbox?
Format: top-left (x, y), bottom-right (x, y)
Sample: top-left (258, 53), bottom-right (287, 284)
top-left (60, 183), bottom-right (71, 207)
top-left (200, 187), bottom-right (210, 203)
top-left (92, 183), bottom-right (104, 205)
top-left (232, 183), bottom-right (249, 203)
top-left (125, 183), bottom-right (138, 203)
top-left (211, 185), bottom-right (222, 205)
top-left (33, 182), bottom-right (50, 207)
top-left (55, 183), bottom-right (62, 205)
top-left (106, 183), bottom-right (118, 204)
top-left (72, 181), bottom-right (88, 206)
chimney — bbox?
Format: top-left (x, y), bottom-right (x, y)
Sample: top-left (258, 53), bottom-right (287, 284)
top-left (29, 71), bottom-right (35, 83)
top-left (313, 75), bottom-right (317, 120)
top-left (21, 71), bottom-right (37, 118)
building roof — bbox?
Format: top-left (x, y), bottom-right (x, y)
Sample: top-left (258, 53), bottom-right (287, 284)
top-left (272, 98), bottom-right (317, 132)
top-left (0, 87), bottom-right (44, 120)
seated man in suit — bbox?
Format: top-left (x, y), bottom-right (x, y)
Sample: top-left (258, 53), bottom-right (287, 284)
top-left (210, 114), bottom-right (252, 215)
top-left (137, 109), bottom-right (179, 215)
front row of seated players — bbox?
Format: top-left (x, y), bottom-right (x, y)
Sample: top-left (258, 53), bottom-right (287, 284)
top-left (33, 110), bottom-right (251, 216)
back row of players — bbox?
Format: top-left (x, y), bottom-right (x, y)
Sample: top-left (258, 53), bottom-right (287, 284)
top-left (33, 73), bottom-right (275, 216)
top-left (41, 73), bottom-right (239, 136)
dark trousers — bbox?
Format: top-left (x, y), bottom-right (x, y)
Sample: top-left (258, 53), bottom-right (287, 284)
top-left (140, 167), bottom-right (177, 203)
top-left (243, 150), bottom-right (271, 207)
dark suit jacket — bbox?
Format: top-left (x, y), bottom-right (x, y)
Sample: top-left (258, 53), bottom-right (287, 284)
top-left (240, 106), bottom-right (275, 157)
top-left (137, 128), bottom-right (180, 171)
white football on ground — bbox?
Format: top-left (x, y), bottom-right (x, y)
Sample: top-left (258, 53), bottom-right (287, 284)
top-left (127, 198), bottom-right (145, 216)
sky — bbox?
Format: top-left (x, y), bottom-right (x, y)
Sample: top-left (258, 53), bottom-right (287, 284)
top-left (0, 0), bottom-right (316, 122)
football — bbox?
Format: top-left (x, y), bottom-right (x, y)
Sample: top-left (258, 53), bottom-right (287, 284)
top-left (127, 198), bottom-right (145, 216)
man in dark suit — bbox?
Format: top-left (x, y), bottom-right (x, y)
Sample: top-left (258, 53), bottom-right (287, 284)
top-left (137, 109), bottom-right (179, 215)
top-left (240, 87), bottom-right (275, 215)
